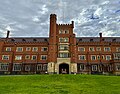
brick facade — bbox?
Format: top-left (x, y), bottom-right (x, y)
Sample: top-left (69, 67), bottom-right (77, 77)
top-left (0, 14), bottom-right (120, 75)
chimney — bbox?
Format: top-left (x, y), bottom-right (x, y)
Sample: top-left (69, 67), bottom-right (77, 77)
top-left (6, 30), bottom-right (10, 38)
top-left (99, 33), bottom-right (102, 42)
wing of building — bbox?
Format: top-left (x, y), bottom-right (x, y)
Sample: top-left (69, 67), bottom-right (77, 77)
top-left (0, 14), bottom-right (120, 75)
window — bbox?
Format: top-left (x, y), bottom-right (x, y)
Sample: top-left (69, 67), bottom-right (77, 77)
top-left (96, 47), bottom-right (101, 51)
top-left (13, 63), bottom-right (21, 71)
top-left (59, 30), bottom-right (63, 34)
top-left (59, 30), bottom-right (69, 34)
top-left (41, 55), bottom-right (47, 60)
top-left (89, 47), bottom-right (95, 51)
top-left (91, 55), bottom-right (96, 60)
top-left (15, 55), bottom-right (22, 60)
top-left (25, 65), bottom-right (30, 71)
top-left (32, 55), bottom-right (37, 60)
top-left (25, 55), bottom-right (30, 59)
top-left (26, 47), bottom-right (31, 51)
top-left (64, 30), bottom-right (69, 34)
top-left (32, 47), bottom-right (38, 52)
top-left (2, 55), bottom-right (9, 60)
top-left (102, 55), bottom-right (105, 60)
top-left (106, 55), bottom-right (111, 60)
top-left (78, 47), bottom-right (85, 51)
top-left (37, 64), bottom-right (42, 71)
top-left (79, 64), bottom-right (85, 71)
top-left (43, 64), bottom-right (47, 71)
top-left (6, 47), bottom-right (11, 51)
top-left (59, 53), bottom-right (69, 58)
top-left (59, 38), bottom-right (69, 42)
top-left (0, 63), bottom-right (9, 71)
top-left (116, 65), bottom-right (120, 70)
top-left (92, 65), bottom-right (97, 71)
top-left (59, 45), bottom-right (69, 50)
top-left (116, 47), bottom-right (120, 52)
top-left (97, 55), bottom-right (100, 60)
top-left (16, 47), bottom-right (23, 52)
top-left (114, 53), bottom-right (120, 60)
top-left (104, 47), bottom-right (111, 52)
top-left (79, 55), bottom-right (86, 60)
top-left (41, 47), bottom-right (48, 51)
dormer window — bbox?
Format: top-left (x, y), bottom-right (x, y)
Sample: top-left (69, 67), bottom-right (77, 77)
top-left (33, 39), bottom-right (37, 41)
top-left (90, 39), bottom-right (93, 42)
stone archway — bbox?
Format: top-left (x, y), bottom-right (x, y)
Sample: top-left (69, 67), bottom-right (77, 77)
top-left (59, 63), bottom-right (69, 74)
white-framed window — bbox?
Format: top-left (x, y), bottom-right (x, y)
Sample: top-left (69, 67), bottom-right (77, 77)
top-left (6, 47), bottom-right (11, 51)
top-left (37, 64), bottom-right (42, 71)
top-left (78, 47), bottom-right (85, 51)
top-left (43, 64), bottom-right (47, 71)
top-left (26, 47), bottom-right (31, 51)
top-left (2, 55), bottom-right (9, 60)
top-left (96, 47), bottom-right (101, 51)
top-left (79, 64), bottom-right (85, 71)
top-left (16, 47), bottom-right (23, 52)
top-left (116, 65), bottom-right (120, 70)
top-left (32, 47), bottom-right (38, 52)
top-left (59, 30), bottom-right (69, 34)
top-left (114, 53), bottom-right (120, 60)
top-left (97, 55), bottom-right (100, 60)
top-left (79, 55), bottom-right (86, 60)
top-left (25, 55), bottom-right (30, 59)
top-left (31, 55), bottom-right (37, 60)
top-left (106, 55), bottom-right (111, 60)
top-left (59, 45), bottom-right (69, 50)
top-left (13, 63), bottom-right (21, 71)
top-left (59, 37), bottom-right (69, 42)
top-left (116, 47), bottom-right (120, 52)
top-left (15, 55), bottom-right (22, 60)
top-left (25, 65), bottom-right (30, 71)
top-left (59, 30), bottom-right (63, 34)
top-left (89, 47), bottom-right (95, 51)
top-left (102, 55), bottom-right (105, 60)
top-left (0, 63), bottom-right (9, 71)
top-left (91, 55), bottom-right (96, 60)
top-left (92, 65), bottom-right (97, 71)
top-left (41, 47), bottom-right (48, 51)
top-left (59, 53), bottom-right (69, 58)
top-left (104, 47), bottom-right (111, 52)
top-left (41, 55), bottom-right (47, 60)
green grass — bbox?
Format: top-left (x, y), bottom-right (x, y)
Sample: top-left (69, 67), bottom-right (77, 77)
top-left (0, 75), bottom-right (120, 94)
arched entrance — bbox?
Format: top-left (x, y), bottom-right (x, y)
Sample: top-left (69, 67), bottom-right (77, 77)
top-left (59, 63), bottom-right (69, 74)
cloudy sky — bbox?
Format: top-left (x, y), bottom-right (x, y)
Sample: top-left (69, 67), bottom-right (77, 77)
top-left (0, 0), bottom-right (120, 37)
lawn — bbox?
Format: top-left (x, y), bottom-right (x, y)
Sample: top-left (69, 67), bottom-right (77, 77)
top-left (0, 75), bottom-right (120, 94)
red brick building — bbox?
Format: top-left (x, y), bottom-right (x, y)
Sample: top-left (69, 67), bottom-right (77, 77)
top-left (0, 14), bottom-right (120, 75)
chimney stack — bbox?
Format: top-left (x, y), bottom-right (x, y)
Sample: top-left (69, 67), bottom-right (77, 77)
top-left (6, 30), bottom-right (10, 38)
top-left (99, 33), bottom-right (102, 42)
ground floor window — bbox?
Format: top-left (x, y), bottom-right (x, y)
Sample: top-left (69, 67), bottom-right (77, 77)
top-left (79, 64), bottom-right (85, 71)
top-left (92, 65), bottom-right (98, 71)
top-left (13, 63), bottom-right (21, 71)
top-left (0, 63), bottom-right (9, 71)
top-left (37, 64), bottom-right (42, 71)
top-left (25, 65), bottom-right (31, 71)
top-left (37, 64), bottom-right (47, 71)
top-left (116, 65), bottom-right (120, 71)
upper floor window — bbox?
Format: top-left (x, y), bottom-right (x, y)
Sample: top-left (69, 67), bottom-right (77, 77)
top-left (41, 55), bottom-right (47, 60)
top-left (59, 45), bottom-right (69, 50)
top-left (26, 47), bottom-right (31, 51)
top-left (32, 47), bottom-right (38, 52)
top-left (15, 55), bottom-right (22, 60)
top-left (91, 55), bottom-right (96, 60)
top-left (59, 53), bottom-right (69, 58)
top-left (0, 63), bottom-right (9, 71)
top-left (96, 47), bottom-right (101, 51)
top-left (116, 47), bottom-right (120, 52)
top-left (41, 47), bottom-right (48, 51)
top-left (59, 38), bottom-right (69, 42)
top-left (78, 47), bottom-right (85, 51)
top-left (79, 55), bottom-right (86, 60)
top-left (2, 55), bottom-right (9, 60)
top-left (97, 55), bottom-right (100, 60)
top-left (106, 55), bottom-right (111, 60)
top-left (104, 47), bottom-right (111, 52)
top-left (25, 55), bottom-right (30, 60)
top-left (32, 55), bottom-right (37, 60)
top-left (114, 53), bottom-right (120, 60)
top-left (16, 47), bottom-right (23, 52)
top-left (89, 47), bottom-right (95, 51)
top-left (6, 47), bottom-right (11, 51)
top-left (59, 30), bottom-right (69, 34)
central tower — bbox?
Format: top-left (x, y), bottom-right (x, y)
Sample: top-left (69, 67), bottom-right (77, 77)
top-left (48, 14), bottom-right (77, 74)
